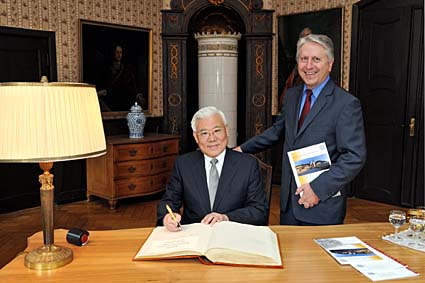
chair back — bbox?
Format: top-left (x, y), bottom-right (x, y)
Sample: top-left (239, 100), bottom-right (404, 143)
top-left (251, 154), bottom-right (273, 222)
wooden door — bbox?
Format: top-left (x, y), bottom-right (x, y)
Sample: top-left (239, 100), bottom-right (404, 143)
top-left (350, 0), bottom-right (424, 206)
top-left (0, 27), bottom-right (56, 82)
top-left (0, 27), bottom-right (58, 212)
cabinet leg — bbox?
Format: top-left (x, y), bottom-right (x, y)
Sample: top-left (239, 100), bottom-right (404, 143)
top-left (108, 200), bottom-right (117, 210)
top-left (86, 194), bottom-right (92, 202)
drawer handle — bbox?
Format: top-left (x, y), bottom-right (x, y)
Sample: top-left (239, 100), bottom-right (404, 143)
top-left (150, 147), bottom-right (154, 153)
top-left (128, 184), bottom-right (136, 190)
top-left (162, 161), bottom-right (167, 168)
top-left (129, 149), bottom-right (137, 156)
top-left (150, 164), bottom-right (153, 170)
top-left (128, 166), bottom-right (136, 173)
top-left (163, 145), bottom-right (169, 152)
top-left (150, 180), bottom-right (154, 186)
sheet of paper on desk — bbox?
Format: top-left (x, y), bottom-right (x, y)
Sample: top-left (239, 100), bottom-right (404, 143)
top-left (351, 259), bottom-right (419, 281)
top-left (314, 236), bottom-right (388, 265)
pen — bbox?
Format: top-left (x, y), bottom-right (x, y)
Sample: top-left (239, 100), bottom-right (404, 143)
top-left (166, 204), bottom-right (182, 230)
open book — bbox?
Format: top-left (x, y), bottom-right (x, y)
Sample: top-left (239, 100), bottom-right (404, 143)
top-left (134, 221), bottom-right (282, 268)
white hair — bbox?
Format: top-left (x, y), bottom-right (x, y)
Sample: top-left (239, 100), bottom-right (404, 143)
top-left (191, 106), bottom-right (227, 131)
top-left (296, 34), bottom-right (334, 62)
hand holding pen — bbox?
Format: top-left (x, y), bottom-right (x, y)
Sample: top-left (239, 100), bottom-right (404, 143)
top-left (164, 204), bottom-right (182, 232)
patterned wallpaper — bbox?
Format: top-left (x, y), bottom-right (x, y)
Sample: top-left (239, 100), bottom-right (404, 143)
top-left (0, 0), bottom-right (164, 116)
top-left (0, 0), bottom-right (360, 116)
top-left (271, 0), bottom-right (360, 114)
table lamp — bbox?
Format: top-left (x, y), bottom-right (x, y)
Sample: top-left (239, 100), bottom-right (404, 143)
top-left (0, 78), bottom-right (106, 270)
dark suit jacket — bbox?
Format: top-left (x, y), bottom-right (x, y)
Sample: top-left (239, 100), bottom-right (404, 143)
top-left (241, 79), bottom-right (367, 224)
top-left (157, 148), bottom-right (269, 226)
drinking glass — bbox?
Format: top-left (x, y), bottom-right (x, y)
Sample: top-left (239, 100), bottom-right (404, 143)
top-left (407, 216), bottom-right (425, 248)
top-left (388, 210), bottom-right (406, 241)
top-left (415, 207), bottom-right (425, 242)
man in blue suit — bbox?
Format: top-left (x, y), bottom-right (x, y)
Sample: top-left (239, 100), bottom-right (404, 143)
top-left (157, 106), bottom-right (269, 231)
top-left (235, 34), bottom-right (366, 225)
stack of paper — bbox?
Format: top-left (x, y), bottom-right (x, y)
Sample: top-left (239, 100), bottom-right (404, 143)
top-left (314, 236), bottom-right (419, 281)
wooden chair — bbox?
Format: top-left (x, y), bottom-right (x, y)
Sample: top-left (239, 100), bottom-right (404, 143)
top-left (251, 155), bottom-right (273, 223)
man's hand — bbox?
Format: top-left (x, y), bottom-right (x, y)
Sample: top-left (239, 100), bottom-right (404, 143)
top-left (233, 146), bottom-right (242, 152)
top-left (295, 183), bottom-right (320, 209)
top-left (201, 212), bottom-right (229, 225)
top-left (163, 213), bottom-right (182, 232)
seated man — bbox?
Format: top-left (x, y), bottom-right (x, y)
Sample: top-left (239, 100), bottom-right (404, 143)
top-left (157, 106), bottom-right (269, 231)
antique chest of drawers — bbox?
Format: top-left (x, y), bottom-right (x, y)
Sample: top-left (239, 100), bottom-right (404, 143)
top-left (86, 134), bottom-right (179, 209)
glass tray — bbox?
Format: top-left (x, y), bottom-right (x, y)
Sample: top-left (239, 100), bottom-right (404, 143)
top-left (382, 229), bottom-right (425, 252)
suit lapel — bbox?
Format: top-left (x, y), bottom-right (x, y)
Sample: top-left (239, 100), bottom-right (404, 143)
top-left (292, 86), bottom-right (304, 138)
top-left (296, 80), bottom-right (335, 137)
top-left (192, 151), bottom-right (212, 212)
top-left (212, 148), bottom-right (237, 211)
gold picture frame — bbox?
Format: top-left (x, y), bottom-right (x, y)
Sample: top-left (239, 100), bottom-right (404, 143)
top-left (80, 20), bottom-right (152, 119)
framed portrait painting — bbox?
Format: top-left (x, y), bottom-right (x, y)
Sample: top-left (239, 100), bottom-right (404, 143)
top-left (80, 20), bottom-right (152, 119)
top-left (277, 8), bottom-right (343, 110)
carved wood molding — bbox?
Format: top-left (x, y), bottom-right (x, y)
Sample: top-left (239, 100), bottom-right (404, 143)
top-left (255, 44), bottom-right (264, 79)
top-left (208, 0), bottom-right (225, 5)
top-left (170, 44), bottom-right (179, 81)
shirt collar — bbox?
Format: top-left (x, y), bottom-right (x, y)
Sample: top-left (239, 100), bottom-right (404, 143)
top-left (204, 149), bottom-right (226, 166)
top-left (303, 76), bottom-right (330, 98)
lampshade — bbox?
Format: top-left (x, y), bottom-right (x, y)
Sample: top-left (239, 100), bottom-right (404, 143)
top-left (0, 81), bottom-right (106, 270)
top-left (0, 82), bottom-right (106, 162)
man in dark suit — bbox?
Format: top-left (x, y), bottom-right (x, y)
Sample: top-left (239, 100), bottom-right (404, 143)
top-left (235, 34), bottom-right (366, 225)
top-left (157, 106), bottom-right (269, 232)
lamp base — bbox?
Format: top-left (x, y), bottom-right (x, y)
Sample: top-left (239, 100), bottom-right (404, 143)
top-left (24, 244), bottom-right (73, 270)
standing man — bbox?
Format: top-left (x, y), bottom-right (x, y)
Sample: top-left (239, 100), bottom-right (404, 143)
top-left (157, 106), bottom-right (269, 231)
top-left (235, 34), bottom-right (366, 225)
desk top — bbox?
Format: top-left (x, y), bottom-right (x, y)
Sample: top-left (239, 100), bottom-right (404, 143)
top-left (0, 223), bottom-right (423, 282)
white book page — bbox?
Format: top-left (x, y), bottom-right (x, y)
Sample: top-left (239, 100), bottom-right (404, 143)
top-left (136, 223), bottom-right (212, 258)
top-left (352, 260), bottom-right (419, 281)
top-left (205, 221), bottom-right (281, 265)
top-left (314, 236), bottom-right (388, 265)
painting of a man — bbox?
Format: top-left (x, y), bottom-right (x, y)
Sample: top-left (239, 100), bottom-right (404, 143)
top-left (278, 8), bottom-right (342, 112)
top-left (98, 45), bottom-right (141, 111)
top-left (81, 21), bottom-right (151, 114)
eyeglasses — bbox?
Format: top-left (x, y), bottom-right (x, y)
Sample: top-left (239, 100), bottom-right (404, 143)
top-left (196, 127), bottom-right (225, 139)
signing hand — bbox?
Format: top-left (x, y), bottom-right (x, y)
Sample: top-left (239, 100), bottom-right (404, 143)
top-left (163, 213), bottom-right (182, 232)
top-left (295, 183), bottom-right (320, 209)
top-left (201, 212), bottom-right (229, 225)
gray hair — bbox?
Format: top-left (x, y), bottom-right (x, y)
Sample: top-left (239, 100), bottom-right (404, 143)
top-left (296, 34), bottom-right (334, 63)
top-left (191, 106), bottom-right (227, 131)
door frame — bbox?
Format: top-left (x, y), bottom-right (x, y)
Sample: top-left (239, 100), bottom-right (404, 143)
top-left (349, 0), bottom-right (424, 207)
top-left (0, 26), bottom-right (57, 82)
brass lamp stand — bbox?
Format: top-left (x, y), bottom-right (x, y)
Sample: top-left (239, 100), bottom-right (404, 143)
top-left (0, 80), bottom-right (106, 270)
top-left (24, 162), bottom-right (73, 270)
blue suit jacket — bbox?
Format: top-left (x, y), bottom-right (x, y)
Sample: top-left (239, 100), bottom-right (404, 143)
top-left (241, 80), bottom-right (366, 224)
top-left (157, 148), bottom-right (269, 226)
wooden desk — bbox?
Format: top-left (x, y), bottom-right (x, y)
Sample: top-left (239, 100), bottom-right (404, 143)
top-left (1, 224), bottom-right (423, 282)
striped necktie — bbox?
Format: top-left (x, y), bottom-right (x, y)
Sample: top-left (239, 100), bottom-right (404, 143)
top-left (209, 158), bottom-right (219, 210)
top-left (298, 89), bottom-right (313, 129)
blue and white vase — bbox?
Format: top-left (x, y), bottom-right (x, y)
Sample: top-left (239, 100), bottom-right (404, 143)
top-left (126, 102), bottom-right (146, 138)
